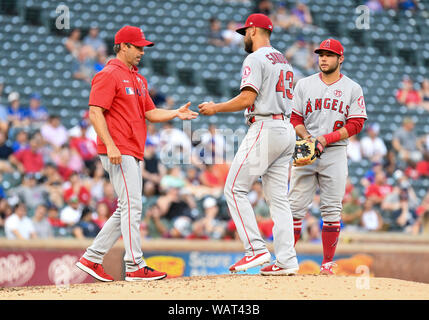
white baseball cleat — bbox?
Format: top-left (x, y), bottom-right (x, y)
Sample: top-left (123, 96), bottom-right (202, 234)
top-left (229, 252), bottom-right (271, 273)
top-left (260, 264), bottom-right (299, 276)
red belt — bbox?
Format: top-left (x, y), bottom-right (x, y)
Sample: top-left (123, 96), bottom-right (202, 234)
top-left (249, 114), bottom-right (284, 124)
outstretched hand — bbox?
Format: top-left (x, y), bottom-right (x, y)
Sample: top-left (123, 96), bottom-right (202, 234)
top-left (177, 102), bottom-right (198, 120)
top-left (198, 101), bottom-right (217, 116)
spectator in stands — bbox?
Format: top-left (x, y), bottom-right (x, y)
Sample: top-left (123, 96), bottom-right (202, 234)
top-left (222, 21), bottom-right (243, 47)
top-left (51, 144), bottom-right (85, 179)
top-left (290, 1), bottom-right (313, 28)
top-left (83, 26), bottom-right (107, 55)
top-left (347, 134), bottom-right (362, 163)
top-left (11, 129), bottom-right (28, 152)
top-left (69, 120), bottom-right (98, 170)
top-left (199, 163), bottom-right (224, 190)
top-left (9, 135), bottom-right (44, 174)
top-left (360, 123), bottom-right (387, 163)
top-left (148, 86), bottom-right (175, 109)
top-left (158, 121), bottom-right (192, 165)
top-left (361, 199), bottom-right (384, 231)
top-left (72, 206), bottom-right (100, 239)
top-left (86, 160), bottom-right (107, 205)
top-left (193, 196), bottom-right (227, 240)
top-left (366, 0), bottom-right (385, 13)
top-left (63, 172), bottom-right (91, 206)
top-left (94, 52), bottom-right (107, 73)
top-left (27, 93), bottom-right (48, 129)
top-left (8, 173), bottom-right (48, 214)
top-left (0, 82), bottom-right (9, 133)
top-left (381, 185), bottom-right (417, 232)
top-left (93, 202), bottom-right (110, 229)
top-left (156, 186), bottom-right (194, 238)
top-left (392, 117), bottom-right (423, 165)
top-left (285, 37), bottom-right (317, 79)
top-left (5, 203), bottom-right (37, 239)
top-left (199, 124), bottom-right (228, 165)
top-left (142, 141), bottom-right (166, 189)
top-left (46, 205), bottom-right (67, 236)
top-left (342, 190), bottom-right (363, 230)
top-left (32, 204), bottom-right (53, 238)
top-left (416, 150), bottom-right (429, 177)
top-left (379, 0), bottom-right (399, 10)
top-left (160, 166), bottom-right (186, 191)
top-left (40, 115), bottom-right (69, 149)
top-left (72, 45), bottom-right (96, 84)
top-left (64, 28), bottom-right (83, 58)
top-left (395, 76), bottom-right (422, 109)
top-left (0, 197), bottom-right (12, 236)
top-left (7, 91), bottom-right (29, 131)
top-left (305, 215), bottom-right (321, 243)
top-left (208, 18), bottom-right (226, 47)
top-left (254, 0), bottom-right (273, 15)
top-left (0, 129), bottom-right (13, 173)
top-left (383, 149), bottom-right (398, 178)
top-left (398, 0), bottom-right (418, 12)
top-left (60, 195), bottom-right (82, 227)
top-left (97, 182), bottom-right (118, 216)
top-left (270, 2), bottom-right (303, 31)
top-left (42, 164), bottom-right (65, 210)
top-left (418, 78), bottom-right (429, 111)
top-left (146, 123), bottom-right (161, 149)
top-left (142, 203), bottom-right (169, 238)
top-left (364, 171), bottom-right (393, 206)
top-left (413, 191), bottom-right (429, 234)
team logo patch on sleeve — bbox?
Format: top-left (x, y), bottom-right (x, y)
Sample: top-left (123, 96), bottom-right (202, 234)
top-left (358, 96), bottom-right (365, 109)
top-left (242, 66), bottom-right (251, 79)
top-left (125, 87), bottom-right (135, 95)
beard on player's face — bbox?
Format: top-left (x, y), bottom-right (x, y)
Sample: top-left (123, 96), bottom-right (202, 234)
top-left (244, 33), bottom-right (253, 53)
top-left (318, 57), bottom-right (340, 74)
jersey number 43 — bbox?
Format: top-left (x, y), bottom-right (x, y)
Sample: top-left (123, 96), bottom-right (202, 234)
top-left (276, 70), bottom-right (293, 100)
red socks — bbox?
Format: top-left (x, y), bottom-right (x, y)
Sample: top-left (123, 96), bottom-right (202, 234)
top-left (321, 221), bottom-right (341, 264)
top-left (293, 219), bottom-right (302, 246)
top-left (293, 219), bottom-right (341, 264)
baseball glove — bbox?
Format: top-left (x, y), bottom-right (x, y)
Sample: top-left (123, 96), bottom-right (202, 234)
top-left (292, 137), bottom-right (324, 167)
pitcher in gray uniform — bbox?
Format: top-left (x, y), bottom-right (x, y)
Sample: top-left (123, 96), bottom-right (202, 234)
top-left (289, 38), bottom-right (367, 275)
top-left (199, 13), bottom-right (298, 276)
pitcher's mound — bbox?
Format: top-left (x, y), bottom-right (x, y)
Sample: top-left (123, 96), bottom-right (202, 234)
top-left (2, 274), bottom-right (429, 300)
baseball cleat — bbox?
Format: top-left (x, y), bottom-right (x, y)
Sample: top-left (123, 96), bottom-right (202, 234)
top-left (75, 257), bottom-right (114, 282)
top-left (229, 252), bottom-right (271, 273)
top-left (260, 264), bottom-right (299, 276)
top-left (125, 266), bottom-right (167, 281)
top-left (319, 262), bottom-right (337, 275)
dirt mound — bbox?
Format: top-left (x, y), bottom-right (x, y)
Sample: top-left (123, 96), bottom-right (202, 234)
top-left (1, 274), bottom-right (429, 300)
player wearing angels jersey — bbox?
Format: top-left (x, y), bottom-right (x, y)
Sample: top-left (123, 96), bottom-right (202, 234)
top-left (289, 38), bottom-right (367, 275)
top-left (199, 13), bottom-right (298, 275)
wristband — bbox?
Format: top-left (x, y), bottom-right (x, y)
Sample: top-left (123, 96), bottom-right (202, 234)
top-left (323, 130), bottom-right (341, 146)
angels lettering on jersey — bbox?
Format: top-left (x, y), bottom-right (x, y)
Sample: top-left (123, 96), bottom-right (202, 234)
top-left (292, 73), bottom-right (367, 143)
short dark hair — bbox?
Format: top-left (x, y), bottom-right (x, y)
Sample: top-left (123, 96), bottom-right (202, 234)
top-left (113, 42), bottom-right (132, 54)
top-left (113, 43), bottom-right (121, 54)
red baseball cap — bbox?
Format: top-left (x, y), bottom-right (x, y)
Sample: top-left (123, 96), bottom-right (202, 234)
top-left (314, 38), bottom-right (344, 56)
top-left (236, 13), bottom-right (274, 35)
top-left (114, 26), bottom-right (154, 47)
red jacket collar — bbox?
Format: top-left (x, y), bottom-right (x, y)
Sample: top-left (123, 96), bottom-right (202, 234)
top-left (107, 58), bottom-right (139, 73)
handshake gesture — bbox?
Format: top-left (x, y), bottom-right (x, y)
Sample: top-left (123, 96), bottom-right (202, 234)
top-left (173, 100), bottom-right (217, 120)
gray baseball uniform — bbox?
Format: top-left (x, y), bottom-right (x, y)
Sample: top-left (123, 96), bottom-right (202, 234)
top-left (84, 155), bottom-right (146, 272)
top-left (289, 73), bottom-right (367, 222)
top-left (224, 46), bottom-right (298, 269)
